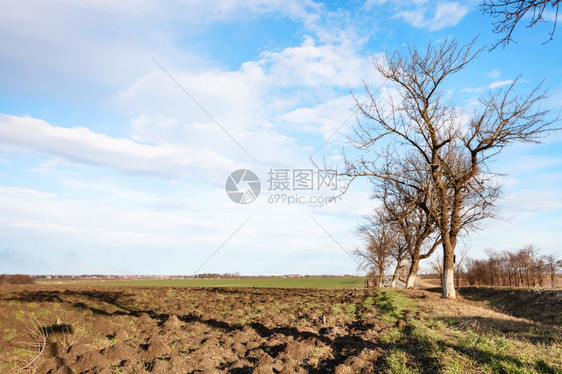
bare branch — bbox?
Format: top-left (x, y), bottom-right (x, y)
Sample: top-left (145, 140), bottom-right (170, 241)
top-left (481, 0), bottom-right (561, 48)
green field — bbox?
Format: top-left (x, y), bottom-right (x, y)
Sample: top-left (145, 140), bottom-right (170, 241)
top-left (43, 277), bottom-right (366, 289)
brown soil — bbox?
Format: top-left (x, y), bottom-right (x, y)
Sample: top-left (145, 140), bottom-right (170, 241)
top-left (0, 285), bottom-right (388, 373)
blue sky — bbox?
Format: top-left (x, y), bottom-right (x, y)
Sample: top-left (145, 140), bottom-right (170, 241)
top-left (0, 0), bottom-right (561, 275)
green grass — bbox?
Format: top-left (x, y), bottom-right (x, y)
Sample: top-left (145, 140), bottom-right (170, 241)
top-left (54, 277), bottom-right (366, 289)
top-left (371, 289), bottom-right (562, 374)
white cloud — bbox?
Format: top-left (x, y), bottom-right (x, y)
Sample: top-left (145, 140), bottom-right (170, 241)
top-left (164, 0), bottom-right (323, 25)
top-left (503, 189), bottom-right (562, 216)
top-left (0, 22), bottom-right (382, 180)
top-left (256, 36), bottom-right (374, 88)
top-left (281, 95), bottom-right (356, 140)
top-left (469, 188), bottom-right (562, 257)
top-left (394, 2), bottom-right (470, 31)
top-left (486, 69), bottom-right (501, 79)
top-left (0, 0), bottom-right (346, 96)
top-left (489, 79), bottom-right (514, 89)
top-left (1, 0), bottom-right (378, 176)
top-left (0, 114), bottom-right (237, 180)
top-left (114, 36), bottom-right (382, 167)
top-left (0, 2), bottom-right (309, 108)
top-left (541, 8), bottom-right (559, 22)
top-left (461, 87), bottom-right (484, 93)
top-left (0, 186), bottom-right (228, 249)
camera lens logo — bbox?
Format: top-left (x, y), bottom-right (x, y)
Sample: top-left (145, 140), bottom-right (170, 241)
top-left (225, 169), bottom-right (261, 204)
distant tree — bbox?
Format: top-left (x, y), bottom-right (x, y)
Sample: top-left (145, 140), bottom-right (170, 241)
top-left (465, 257), bottom-right (486, 285)
top-left (485, 248), bottom-right (502, 286)
top-left (534, 253), bottom-right (547, 287)
top-left (363, 179), bottom-right (424, 288)
top-left (341, 38), bottom-right (554, 298)
top-left (544, 254), bottom-right (561, 287)
top-left (375, 177), bottom-right (441, 289)
top-left (481, 0), bottom-right (561, 48)
top-left (464, 245), bottom-right (558, 287)
top-left (0, 274), bottom-right (36, 284)
top-left (389, 234), bottom-right (409, 288)
top-left (454, 247), bottom-right (468, 287)
top-left (430, 253), bottom-right (444, 286)
top-left (518, 245), bottom-right (540, 286)
top-left (355, 209), bottom-right (395, 287)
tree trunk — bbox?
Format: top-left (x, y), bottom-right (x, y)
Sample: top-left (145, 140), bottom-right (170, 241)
top-left (443, 267), bottom-right (455, 299)
top-left (391, 261), bottom-right (402, 288)
top-left (406, 257), bottom-right (419, 289)
top-left (442, 241), bottom-right (456, 299)
top-left (378, 272), bottom-right (385, 287)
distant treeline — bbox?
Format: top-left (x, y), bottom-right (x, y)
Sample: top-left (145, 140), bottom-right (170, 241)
top-left (29, 273), bottom-right (361, 280)
top-left (0, 274), bottom-right (36, 284)
top-left (189, 273), bottom-right (359, 279)
top-left (465, 246), bottom-right (560, 288)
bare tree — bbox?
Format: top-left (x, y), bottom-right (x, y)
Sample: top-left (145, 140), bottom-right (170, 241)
top-left (389, 233), bottom-right (409, 288)
top-left (464, 258), bottom-right (479, 285)
top-left (430, 253), bottom-right (444, 286)
top-left (518, 245), bottom-right (540, 286)
top-left (481, 0), bottom-right (561, 48)
top-left (375, 177), bottom-right (441, 289)
top-left (354, 209), bottom-right (394, 287)
top-left (464, 245), bottom-right (559, 287)
top-left (455, 246), bottom-right (468, 287)
top-left (342, 38), bottom-right (554, 299)
top-left (485, 248), bottom-right (501, 286)
top-left (544, 254), bottom-right (561, 287)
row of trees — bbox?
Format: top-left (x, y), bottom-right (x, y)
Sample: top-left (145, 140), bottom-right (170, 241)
top-left (330, 1), bottom-right (559, 298)
top-left (343, 36), bottom-right (554, 299)
top-left (0, 274), bottom-right (36, 284)
top-left (464, 246), bottom-right (561, 287)
top-left (354, 178), bottom-right (441, 289)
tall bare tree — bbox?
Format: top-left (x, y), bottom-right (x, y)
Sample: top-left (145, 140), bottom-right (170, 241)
top-left (343, 38), bottom-right (554, 299)
top-left (481, 0), bottom-right (561, 48)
